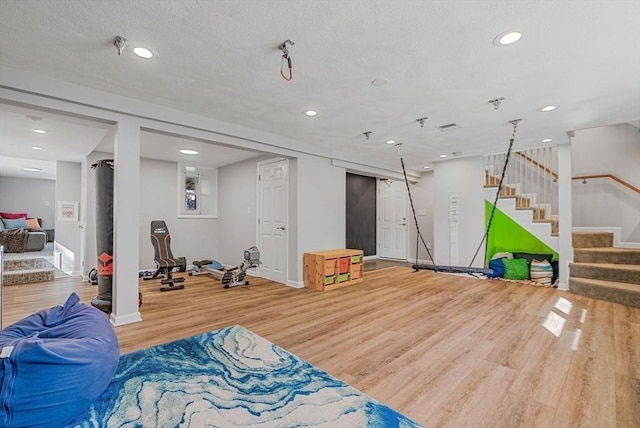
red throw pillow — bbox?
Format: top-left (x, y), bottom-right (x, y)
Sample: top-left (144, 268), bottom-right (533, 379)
top-left (0, 212), bottom-right (28, 219)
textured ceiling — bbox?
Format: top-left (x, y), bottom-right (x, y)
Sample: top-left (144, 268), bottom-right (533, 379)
top-left (0, 0), bottom-right (639, 178)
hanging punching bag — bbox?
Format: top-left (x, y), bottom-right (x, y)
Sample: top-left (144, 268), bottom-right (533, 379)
top-left (91, 159), bottom-right (114, 313)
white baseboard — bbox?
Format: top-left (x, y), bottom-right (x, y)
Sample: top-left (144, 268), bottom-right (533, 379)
top-left (110, 311), bottom-right (142, 326)
top-left (286, 280), bottom-right (304, 289)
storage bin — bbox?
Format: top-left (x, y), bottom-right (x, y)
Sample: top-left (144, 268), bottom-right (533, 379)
top-left (324, 275), bottom-right (335, 285)
top-left (324, 260), bottom-right (336, 276)
top-left (350, 269), bottom-right (361, 280)
top-left (351, 255), bottom-right (362, 263)
top-left (339, 257), bottom-right (350, 273)
top-left (338, 273), bottom-right (350, 282)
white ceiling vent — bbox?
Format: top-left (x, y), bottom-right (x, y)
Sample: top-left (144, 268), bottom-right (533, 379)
top-left (436, 123), bottom-right (459, 132)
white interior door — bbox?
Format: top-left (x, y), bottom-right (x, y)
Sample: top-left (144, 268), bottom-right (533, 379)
top-left (257, 159), bottom-right (288, 284)
top-left (377, 179), bottom-right (408, 259)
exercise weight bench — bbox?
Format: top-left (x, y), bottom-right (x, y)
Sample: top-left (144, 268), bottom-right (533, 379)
top-left (144, 220), bottom-right (186, 291)
top-left (191, 246), bottom-right (261, 288)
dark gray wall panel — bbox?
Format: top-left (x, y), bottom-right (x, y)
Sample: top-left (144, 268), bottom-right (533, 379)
top-left (346, 173), bottom-right (376, 256)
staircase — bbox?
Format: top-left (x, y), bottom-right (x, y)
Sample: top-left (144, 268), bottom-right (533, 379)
top-left (569, 232), bottom-right (640, 307)
top-left (484, 147), bottom-right (559, 252)
top-left (484, 171), bottom-right (558, 252)
top-left (2, 254), bottom-right (55, 285)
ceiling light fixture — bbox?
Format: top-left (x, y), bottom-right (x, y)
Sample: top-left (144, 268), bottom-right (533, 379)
top-left (385, 140), bottom-right (396, 145)
top-left (23, 167), bottom-right (42, 172)
top-left (371, 78), bottom-right (389, 87)
top-left (179, 149), bottom-right (198, 155)
top-left (33, 129), bottom-right (47, 134)
top-left (439, 154), bottom-right (448, 158)
top-left (133, 47), bottom-right (153, 59)
top-left (303, 110), bottom-right (318, 117)
top-left (493, 31), bottom-right (522, 46)
top-left (31, 146), bottom-right (43, 150)
top-left (541, 138), bottom-right (553, 143)
top-left (539, 105), bottom-right (558, 112)
top-left (423, 166), bottom-right (430, 169)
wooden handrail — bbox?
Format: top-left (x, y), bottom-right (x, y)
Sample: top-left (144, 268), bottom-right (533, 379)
top-left (572, 174), bottom-right (640, 194)
top-left (492, 152), bottom-right (639, 194)
top-left (516, 152), bottom-right (558, 179)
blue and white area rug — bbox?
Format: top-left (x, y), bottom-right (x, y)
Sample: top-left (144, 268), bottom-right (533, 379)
top-left (68, 325), bottom-right (420, 427)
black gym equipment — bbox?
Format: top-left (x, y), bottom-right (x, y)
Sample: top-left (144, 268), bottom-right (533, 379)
top-left (91, 159), bottom-right (115, 313)
top-left (190, 246), bottom-right (261, 288)
top-left (407, 119), bottom-right (522, 276)
top-left (144, 220), bottom-right (186, 291)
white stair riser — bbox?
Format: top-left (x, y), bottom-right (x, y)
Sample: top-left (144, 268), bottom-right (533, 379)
top-left (485, 188), bottom-right (558, 252)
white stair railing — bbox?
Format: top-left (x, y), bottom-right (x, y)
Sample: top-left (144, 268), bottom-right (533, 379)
top-left (485, 146), bottom-right (558, 225)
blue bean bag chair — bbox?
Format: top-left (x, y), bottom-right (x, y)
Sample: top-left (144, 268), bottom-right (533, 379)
top-left (0, 292), bottom-right (119, 427)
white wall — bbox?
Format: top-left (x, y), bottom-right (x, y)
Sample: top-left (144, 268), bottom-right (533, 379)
top-left (55, 161), bottom-right (82, 274)
top-left (295, 155), bottom-right (346, 283)
top-left (217, 155), bottom-right (270, 266)
top-left (0, 176), bottom-right (55, 227)
top-left (433, 156), bottom-right (486, 267)
top-left (138, 158), bottom-right (219, 270)
top-left (84, 153), bottom-right (219, 273)
top-left (407, 171), bottom-right (435, 263)
top-left (572, 123), bottom-right (640, 242)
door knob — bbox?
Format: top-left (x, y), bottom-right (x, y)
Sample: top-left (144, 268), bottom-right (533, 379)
top-left (400, 223), bottom-right (406, 226)
top-left (277, 226), bottom-right (286, 230)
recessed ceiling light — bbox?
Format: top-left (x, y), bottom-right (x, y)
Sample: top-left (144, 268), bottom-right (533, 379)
top-left (179, 149), bottom-right (198, 155)
top-left (133, 47), bottom-right (153, 59)
top-left (31, 146), bottom-right (43, 150)
top-left (493, 31), bottom-right (522, 46)
top-left (423, 166), bottom-right (431, 169)
top-left (33, 129), bottom-right (47, 134)
top-left (371, 78), bottom-right (389, 87)
top-left (541, 138), bottom-right (553, 143)
top-left (539, 105), bottom-right (557, 112)
top-left (385, 140), bottom-right (396, 145)
top-left (439, 154), bottom-right (448, 158)
top-left (303, 110), bottom-right (318, 117)
top-left (23, 167), bottom-right (42, 172)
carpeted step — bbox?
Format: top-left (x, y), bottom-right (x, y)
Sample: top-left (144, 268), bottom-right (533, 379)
top-left (573, 247), bottom-right (640, 265)
top-left (3, 268), bottom-right (55, 286)
top-left (569, 277), bottom-right (640, 308)
top-left (572, 232), bottom-right (613, 248)
top-left (570, 262), bottom-right (640, 285)
top-left (3, 257), bottom-right (54, 272)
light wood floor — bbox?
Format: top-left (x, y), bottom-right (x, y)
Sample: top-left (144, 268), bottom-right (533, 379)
top-left (2, 268), bottom-right (639, 428)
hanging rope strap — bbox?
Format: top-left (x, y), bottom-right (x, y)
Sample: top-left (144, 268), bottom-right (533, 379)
top-left (468, 119), bottom-right (522, 267)
top-left (398, 146), bottom-right (435, 266)
top-left (280, 54), bottom-right (293, 81)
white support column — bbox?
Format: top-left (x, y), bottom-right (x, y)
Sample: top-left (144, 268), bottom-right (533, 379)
top-left (110, 118), bottom-right (142, 326)
top-left (557, 142), bottom-right (573, 290)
